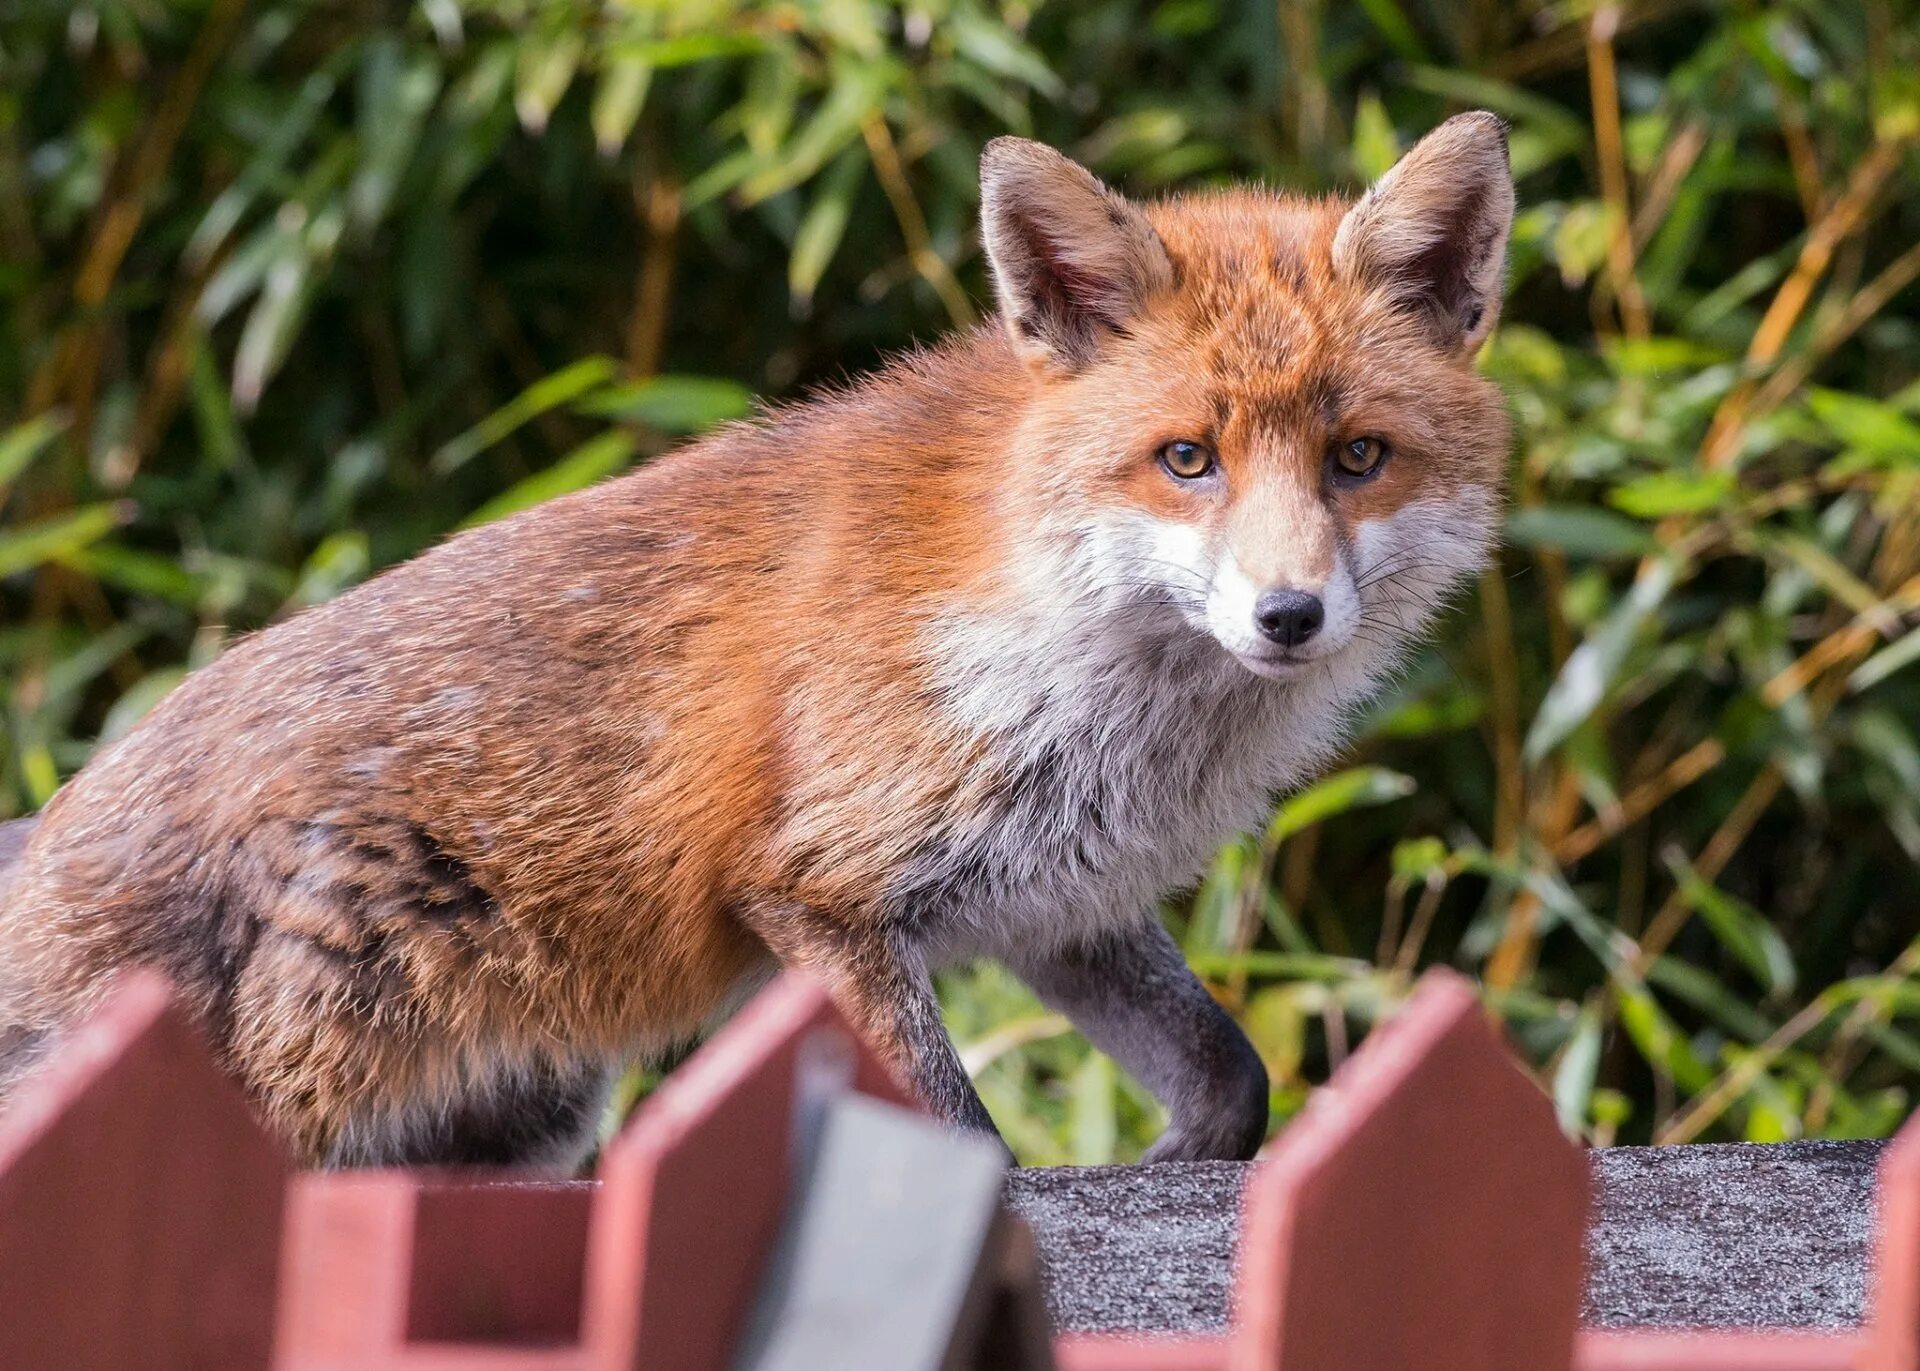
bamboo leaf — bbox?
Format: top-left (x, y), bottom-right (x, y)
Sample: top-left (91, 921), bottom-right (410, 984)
top-left (0, 504), bottom-right (129, 581)
top-left (1525, 556), bottom-right (1679, 763)
top-left (591, 54), bottom-right (652, 155)
top-left (1609, 470), bottom-right (1736, 518)
top-left (1662, 849), bottom-right (1798, 996)
top-left (433, 356), bottom-right (620, 473)
top-left (1553, 1001), bottom-right (1603, 1133)
top-left (514, 29), bottom-right (583, 133)
top-left (460, 431), bottom-right (639, 527)
top-left (737, 58), bottom-right (895, 206)
top-left (1264, 766), bottom-right (1415, 845)
top-left (788, 147), bottom-right (866, 307)
top-left (1853, 626), bottom-right (1920, 691)
top-left (0, 412), bottom-right (70, 502)
top-left (577, 374), bottom-right (754, 434)
top-left (1506, 504), bottom-right (1657, 559)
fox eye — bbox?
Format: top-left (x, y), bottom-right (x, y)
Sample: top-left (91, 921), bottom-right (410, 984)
top-left (1158, 440), bottom-right (1216, 481)
top-left (1333, 436), bottom-right (1389, 480)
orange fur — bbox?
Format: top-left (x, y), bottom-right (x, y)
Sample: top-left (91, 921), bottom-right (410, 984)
top-left (0, 115), bottom-right (1514, 1166)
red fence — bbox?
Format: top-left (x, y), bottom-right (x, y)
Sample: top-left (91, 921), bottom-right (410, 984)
top-left (0, 965), bottom-right (1914, 1370)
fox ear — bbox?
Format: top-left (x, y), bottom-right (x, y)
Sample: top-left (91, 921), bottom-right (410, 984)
top-left (1333, 111), bottom-right (1514, 354)
top-left (979, 137), bottom-right (1173, 369)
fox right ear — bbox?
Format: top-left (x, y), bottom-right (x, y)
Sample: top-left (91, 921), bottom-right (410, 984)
top-left (1333, 111), bottom-right (1515, 354)
top-left (979, 138), bottom-right (1172, 370)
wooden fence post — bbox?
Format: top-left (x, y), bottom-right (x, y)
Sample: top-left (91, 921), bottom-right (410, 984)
top-left (1863, 1108), bottom-right (1920, 1371)
top-left (0, 971), bottom-right (288, 1371)
top-left (275, 1173), bottom-right (595, 1370)
top-left (277, 973), bottom-right (911, 1371)
top-left (1230, 967), bottom-right (1589, 1371)
top-left (582, 971), bottom-right (915, 1370)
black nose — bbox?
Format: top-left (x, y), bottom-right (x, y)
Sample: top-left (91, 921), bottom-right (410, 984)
top-left (1254, 589), bottom-right (1325, 647)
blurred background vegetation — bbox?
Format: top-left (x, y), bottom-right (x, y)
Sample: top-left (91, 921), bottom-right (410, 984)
top-left (3, 0), bottom-right (1919, 1163)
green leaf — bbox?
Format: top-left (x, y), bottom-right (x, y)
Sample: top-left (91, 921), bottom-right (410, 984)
top-left (1854, 710), bottom-right (1920, 807)
top-left (287, 531), bottom-right (371, 609)
top-left (1853, 625), bottom-right (1920, 692)
top-left (1349, 92), bottom-right (1401, 180)
top-left (461, 431), bottom-right (639, 527)
top-left (100, 669), bottom-right (186, 744)
top-left (1525, 556), bottom-right (1678, 763)
top-left (1647, 957), bottom-right (1777, 1041)
top-left (1354, 0), bottom-right (1431, 62)
top-left (1808, 388), bottom-right (1920, 472)
top-left (41, 618), bottom-right (150, 708)
top-left (605, 33), bottom-right (767, 68)
top-left (0, 412), bottom-right (69, 501)
top-left (1068, 1051), bottom-right (1118, 1165)
top-left (1264, 766), bottom-right (1415, 844)
top-left (1552, 1001), bottom-right (1603, 1134)
top-left (232, 231), bottom-right (325, 413)
top-left (21, 746), bottom-right (60, 807)
top-left (1808, 389), bottom-right (1920, 452)
top-left (514, 29), bottom-right (584, 134)
top-left (591, 55), bottom-right (653, 156)
top-left (0, 504), bottom-right (128, 581)
top-left (1185, 835), bottom-right (1253, 956)
top-left (681, 148), bottom-right (762, 210)
top-left (1241, 985), bottom-right (1309, 1084)
top-left (1390, 835), bottom-right (1449, 883)
top-left (1401, 68), bottom-right (1586, 144)
top-left (1662, 849), bottom-right (1797, 995)
top-left (57, 541), bottom-right (209, 606)
top-left (951, 10), bottom-right (1064, 99)
top-left (185, 69), bottom-right (338, 269)
top-left (1506, 504), bottom-right (1657, 559)
top-left (433, 356), bottom-right (620, 473)
top-left (789, 147), bottom-right (866, 306)
top-left (737, 58), bottom-right (895, 206)
top-left (1614, 983), bottom-right (1714, 1092)
top-left (1185, 952), bottom-right (1370, 982)
top-left (578, 374), bottom-right (755, 434)
top-left (1608, 469), bottom-right (1736, 518)
top-left (1756, 529), bottom-right (1898, 629)
top-left (349, 40), bottom-right (442, 235)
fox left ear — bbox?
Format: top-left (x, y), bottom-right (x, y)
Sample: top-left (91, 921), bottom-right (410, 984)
top-left (1333, 111), bottom-right (1515, 354)
top-left (979, 137), bottom-right (1173, 370)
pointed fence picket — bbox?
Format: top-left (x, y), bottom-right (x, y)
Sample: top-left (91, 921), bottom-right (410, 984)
top-left (2, 965), bottom-right (1918, 1370)
top-left (0, 971), bottom-right (287, 1370)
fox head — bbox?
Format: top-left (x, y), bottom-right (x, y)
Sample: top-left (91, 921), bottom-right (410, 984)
top-left (979, 114), bottom-right (1513, 685)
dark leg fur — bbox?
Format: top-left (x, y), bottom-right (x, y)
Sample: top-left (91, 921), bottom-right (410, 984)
top-left (1011, 917), bottom-right (1269, 1162)
top-left (330, 1061), bottom-right (614, 1172)
top-left (746, 905), bottom-right (1004, 1155)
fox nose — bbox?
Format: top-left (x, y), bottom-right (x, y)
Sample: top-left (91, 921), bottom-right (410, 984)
top-left (1254, 589), bottom-right (1324, 648)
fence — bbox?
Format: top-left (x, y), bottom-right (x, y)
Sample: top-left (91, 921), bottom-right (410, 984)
top-left (0, 964), bottom-right (1914, 1370)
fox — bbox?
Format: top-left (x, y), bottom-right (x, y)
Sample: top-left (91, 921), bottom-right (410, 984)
top-left (0, 113), bottom-right (1513, 1170)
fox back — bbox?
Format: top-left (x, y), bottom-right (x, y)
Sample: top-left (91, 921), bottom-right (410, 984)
top-left (0, 115), bottom-right (1513, 1168)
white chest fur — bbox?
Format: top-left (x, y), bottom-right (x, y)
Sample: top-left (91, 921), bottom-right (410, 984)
top-left (902, 596), bottom-right (1388, 964)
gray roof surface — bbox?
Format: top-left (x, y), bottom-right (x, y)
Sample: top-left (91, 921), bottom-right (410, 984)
top-left (1005, 1139), bottom-right (1884, 1336)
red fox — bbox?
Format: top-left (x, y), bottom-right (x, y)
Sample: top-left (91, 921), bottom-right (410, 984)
top-left (0, 114), bottom-right (1513, 1169)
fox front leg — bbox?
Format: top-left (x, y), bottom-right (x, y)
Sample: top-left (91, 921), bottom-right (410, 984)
top-left (1011, 917), bottom-right (1269, 1162)
top-left (748, 905), bottom-right (1006, 1153)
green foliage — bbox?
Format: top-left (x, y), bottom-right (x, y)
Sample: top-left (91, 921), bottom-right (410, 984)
top-left (4, 0), bottom-right (1919, 1158)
